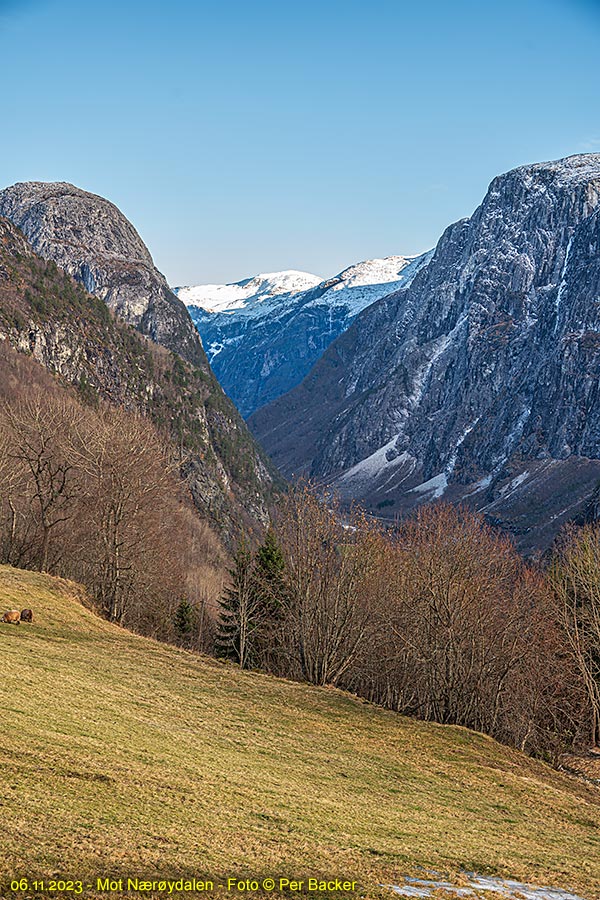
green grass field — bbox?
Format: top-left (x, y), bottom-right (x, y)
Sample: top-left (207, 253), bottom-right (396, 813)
top-left (0, 564), bottom-right (599, 900)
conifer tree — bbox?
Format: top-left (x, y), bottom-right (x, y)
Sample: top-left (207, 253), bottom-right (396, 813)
top-left (215, 538), bottom-right (258, 668)
top-left (174, 598), bottom-right (195, 647)
top-left (250, 527), bottom-right (286, 669)
top-left (254, 527), bottom-right (285, 618)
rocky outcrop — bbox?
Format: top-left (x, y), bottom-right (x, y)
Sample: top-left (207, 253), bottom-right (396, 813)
top-left (176, 255), bottom-right (430, 417)
top-left (250, 154), bottom-right (600, 551)
top-left (0, 215), bottom-right (279, 540)
top-left (0, 181), bottom-right (204, 366)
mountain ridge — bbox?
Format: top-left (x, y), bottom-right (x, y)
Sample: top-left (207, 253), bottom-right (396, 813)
top-left (0, 180), bottom-right (205, 367)
top-left (249, 153), bottom-right (600, 551)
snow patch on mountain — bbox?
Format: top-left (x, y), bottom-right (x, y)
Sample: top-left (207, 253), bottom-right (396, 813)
top-left (175, 270), bottom-right (322, 315)
top-left (303, 254), bottom-right (432, 317)
top-left (174, 254), bottom-right (430, 323)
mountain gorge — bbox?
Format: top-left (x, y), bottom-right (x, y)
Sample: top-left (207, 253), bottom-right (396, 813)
top-left (0, 203), bottom-right (278, 538)
top-left (250, 154), bottom-right (600, 551)
top-left (176, 254), bottom-right (430, 416)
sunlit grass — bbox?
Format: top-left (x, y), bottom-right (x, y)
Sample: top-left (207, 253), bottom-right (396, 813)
top-left (0, 565), bottom-right (598, 900)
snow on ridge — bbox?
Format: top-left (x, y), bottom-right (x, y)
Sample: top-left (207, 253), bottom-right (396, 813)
top-left (174, 270), bottom-right (322, 314)
top-left (515, 152), bottom-right (600, 185)
top-left (172, 252), bottom-right (432, 321)
top-left (331, 255), bottom-right (419, 289)
top-left (302, 253), bottom-right (432, 318)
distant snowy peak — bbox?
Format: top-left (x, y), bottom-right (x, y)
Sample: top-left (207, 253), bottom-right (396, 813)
top-left (306, 252), bottom-right (433, 317)
top-left (331, 255), bottom-right (421, 289)
top-left (173, 251), bottom-right (433, 417)
top-left (174, 254), bottom-right (431, 320)
top-left (174, 270), bottom-right (322, 314)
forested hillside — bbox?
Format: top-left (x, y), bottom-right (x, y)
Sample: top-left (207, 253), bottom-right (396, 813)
top-left (0, 215), bottom-right (280, 539)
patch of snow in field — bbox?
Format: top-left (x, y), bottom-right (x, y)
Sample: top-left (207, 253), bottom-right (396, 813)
top-left (390, 874), bottom-right (588, 900)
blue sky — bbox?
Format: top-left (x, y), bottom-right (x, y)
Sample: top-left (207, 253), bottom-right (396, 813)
top-left (1, 0), bottom-right (599, 284)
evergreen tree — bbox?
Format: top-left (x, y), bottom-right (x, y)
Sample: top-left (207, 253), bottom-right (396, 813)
top-left (253, 527), bottom-right (285, 618)
top-left (174, 598), bottom-right (195, 647)
top-left (250, 527), bottom-right (286, 669)
top-left (215, 538), bottom-right (258, 668)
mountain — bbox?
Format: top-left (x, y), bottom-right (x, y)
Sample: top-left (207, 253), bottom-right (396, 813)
top-left (250, 154), bottom-right (600, 552)
top-left (176, 254), bottom-right (431, 417)
top-left (0, 213), bottom-right (278, 537)
top-left (0, 181), bottom-right (204, 366)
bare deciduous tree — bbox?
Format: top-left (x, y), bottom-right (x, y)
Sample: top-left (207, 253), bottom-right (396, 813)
top-left (0, 391), bottom-right (80, 572)
top-left (551, 524), bottom-right (600, 746)
top-left (273, 485), bottom-right (377, 686)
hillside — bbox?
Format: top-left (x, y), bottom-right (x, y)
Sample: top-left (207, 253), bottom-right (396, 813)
top-left (0, 215), bottom-right (279, 537)
top-left (249, 154), bottom-right (600, 552)
top-left (177, 255), bottom-right (430, 417)
top-left (0, 565), bottom-right (599, 900)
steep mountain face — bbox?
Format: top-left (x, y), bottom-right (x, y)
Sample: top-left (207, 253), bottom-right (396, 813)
top-left (0, 215), bottom-right (279, 538)
top-left (0, 181), bottom-right (204, 366)
top-left (250, 154), bottom-right (600, 551)
top-left (176, 254), bottom-right (430, 417)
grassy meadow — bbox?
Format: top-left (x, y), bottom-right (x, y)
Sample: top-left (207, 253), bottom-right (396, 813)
top-left (0, 565), bottom-right (599, 900)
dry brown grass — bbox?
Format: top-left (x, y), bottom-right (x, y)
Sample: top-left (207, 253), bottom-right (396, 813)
top-left (0, 565), bottom-right (599, 900)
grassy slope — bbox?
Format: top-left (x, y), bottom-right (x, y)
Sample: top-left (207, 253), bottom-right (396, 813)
top-left (0, 565), bottom-right (599, 900)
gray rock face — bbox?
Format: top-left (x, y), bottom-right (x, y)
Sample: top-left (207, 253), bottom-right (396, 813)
top-left (0, 206), bottom-right (279, 541)
top-left (176, 255), bottom-right (431, 417)
top-left (0, 181), bottom-right (204, 367)
top-left (250, 154), bottom-right (600, 551)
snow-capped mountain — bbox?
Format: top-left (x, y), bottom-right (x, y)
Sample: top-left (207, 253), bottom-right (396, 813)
top-left (174, 253), bottom-right (431, 417)
top-left (250, 154), bottom-right (600, 552)
top-left (176, 270), bottom-right (323, 314)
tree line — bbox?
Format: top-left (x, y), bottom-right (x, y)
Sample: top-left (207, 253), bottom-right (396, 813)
top-left (2, 349), bottom-right (599, 761)
top-left (215, 484), bottom-right (600, 760)
top-left (0, 348), bottom-right (225, 647)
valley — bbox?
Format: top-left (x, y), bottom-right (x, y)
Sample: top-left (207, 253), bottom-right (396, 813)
top-left (249, 154), bottom-right (600, 552)
top-left (3, 3), bottom-right (600, 899)
top-left (176, 254), bottom-right (430, 417)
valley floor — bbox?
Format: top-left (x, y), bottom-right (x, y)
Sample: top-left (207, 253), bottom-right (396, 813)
top-left (0, 566), bottom-right (599, 900)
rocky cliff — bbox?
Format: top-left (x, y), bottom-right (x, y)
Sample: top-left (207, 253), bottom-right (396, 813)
top-left (176, 254), bottom-right (430, 417)
top-left (250, 154), bottom-right (600, 551)
top-left (0, 215), bottom-right (279, 538)
top-left (0, 181), bottom-right (204, 366)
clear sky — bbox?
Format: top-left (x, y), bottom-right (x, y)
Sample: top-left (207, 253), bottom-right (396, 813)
top-left (1, 0), bottom-right (599, 285)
